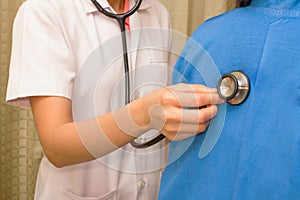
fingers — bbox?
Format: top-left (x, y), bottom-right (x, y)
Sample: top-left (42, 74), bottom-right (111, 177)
top-left (172, 92), bottom-right (223, 107)
top-left (161, 121), bottom-right (211, 141)
top-left (170, 83), bottom-right (213, 93)
top-left (149, 104), bottom-right (218, 140)
top-left (180, 104), bottom-right (218, 124)
top-left (149, 103), bottom-right (218, 125)
top-left (145, 83), bottom-right (224, 141)
top-left (164, 83), bottom-right (224, 108)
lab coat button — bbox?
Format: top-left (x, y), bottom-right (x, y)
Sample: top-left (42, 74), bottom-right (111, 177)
top-left (132, 91), bottom-right (140, 101)
top-left (138, 180), bottom-right (147, 189)
top-left (134, 137), bottom-right (143, 144)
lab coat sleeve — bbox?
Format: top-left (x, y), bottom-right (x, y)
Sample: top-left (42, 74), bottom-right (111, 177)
top-left (6, 0), bottom-right (75, 107)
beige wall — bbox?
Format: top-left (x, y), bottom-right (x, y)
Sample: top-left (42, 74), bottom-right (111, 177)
top-left (0, 1), bottom-right (234, 199)
top-left (160, 0), bottom-right (235, 35)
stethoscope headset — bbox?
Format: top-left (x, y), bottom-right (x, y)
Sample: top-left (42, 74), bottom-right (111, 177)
top-left (91, 0), bottom-right (250, 148)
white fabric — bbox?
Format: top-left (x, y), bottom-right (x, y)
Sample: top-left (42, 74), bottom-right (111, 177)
top-left (6, 0), bottom-right (171, 199)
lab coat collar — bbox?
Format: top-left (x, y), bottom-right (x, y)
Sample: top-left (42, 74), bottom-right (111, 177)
top-left (81, 0), bottom-right (151, 14)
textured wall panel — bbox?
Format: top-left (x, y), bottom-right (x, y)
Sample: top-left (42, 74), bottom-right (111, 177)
top-left (0, 0), bottom-right (43, 200)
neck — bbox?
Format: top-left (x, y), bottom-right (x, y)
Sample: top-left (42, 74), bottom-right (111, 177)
top-left (108, 0), bottom-right (125, 14)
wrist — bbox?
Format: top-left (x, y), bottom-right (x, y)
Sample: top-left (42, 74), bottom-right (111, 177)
top-left (128, 97), bottom-right (151, 130)
top-left (111, 98), bottom-right (151, 139)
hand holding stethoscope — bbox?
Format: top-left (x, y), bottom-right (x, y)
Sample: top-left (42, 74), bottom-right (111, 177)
top-left (146, 74), bottom-right (250, 140)
top-left (124, 83), bottom-right (225, 141)
top-left (146, 84), bottom-right (224, 141)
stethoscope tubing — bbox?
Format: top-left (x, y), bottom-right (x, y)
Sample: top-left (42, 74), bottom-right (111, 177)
top-left (91, 0), bottom-right (165, 148)
top-left (91, 0), bottom-right (142, 104)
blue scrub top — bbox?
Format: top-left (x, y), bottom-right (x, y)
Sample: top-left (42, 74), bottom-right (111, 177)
top-left (159, 0), bottom-right (300, 199)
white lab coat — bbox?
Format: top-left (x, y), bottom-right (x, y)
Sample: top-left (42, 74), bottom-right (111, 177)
top-left (6, 0), bottom-right (172, 199)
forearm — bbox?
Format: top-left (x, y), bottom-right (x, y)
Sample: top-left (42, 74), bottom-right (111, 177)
top-left (47, 114), bottom-right (136, 167)
top-left (31, 96), bottom-right (150, 168)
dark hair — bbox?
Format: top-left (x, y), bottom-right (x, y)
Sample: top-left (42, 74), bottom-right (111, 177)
top-left (237, 0), bottom-right (252, 7)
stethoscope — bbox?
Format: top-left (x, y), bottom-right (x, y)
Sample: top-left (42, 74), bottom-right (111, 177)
top-left (91, 0), bottom-right (165, 148)
top-left (91, 0), bottom-right (251, 148)
top-left (217, 70), bottom-right (250, 105)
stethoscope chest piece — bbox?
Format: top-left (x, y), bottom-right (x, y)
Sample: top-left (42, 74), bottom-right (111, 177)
top-left (217, 70), bottom-right (250, 105)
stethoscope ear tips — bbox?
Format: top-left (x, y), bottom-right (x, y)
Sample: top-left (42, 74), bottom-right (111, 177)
top-left (217, 70), bottom-right (250, 105)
